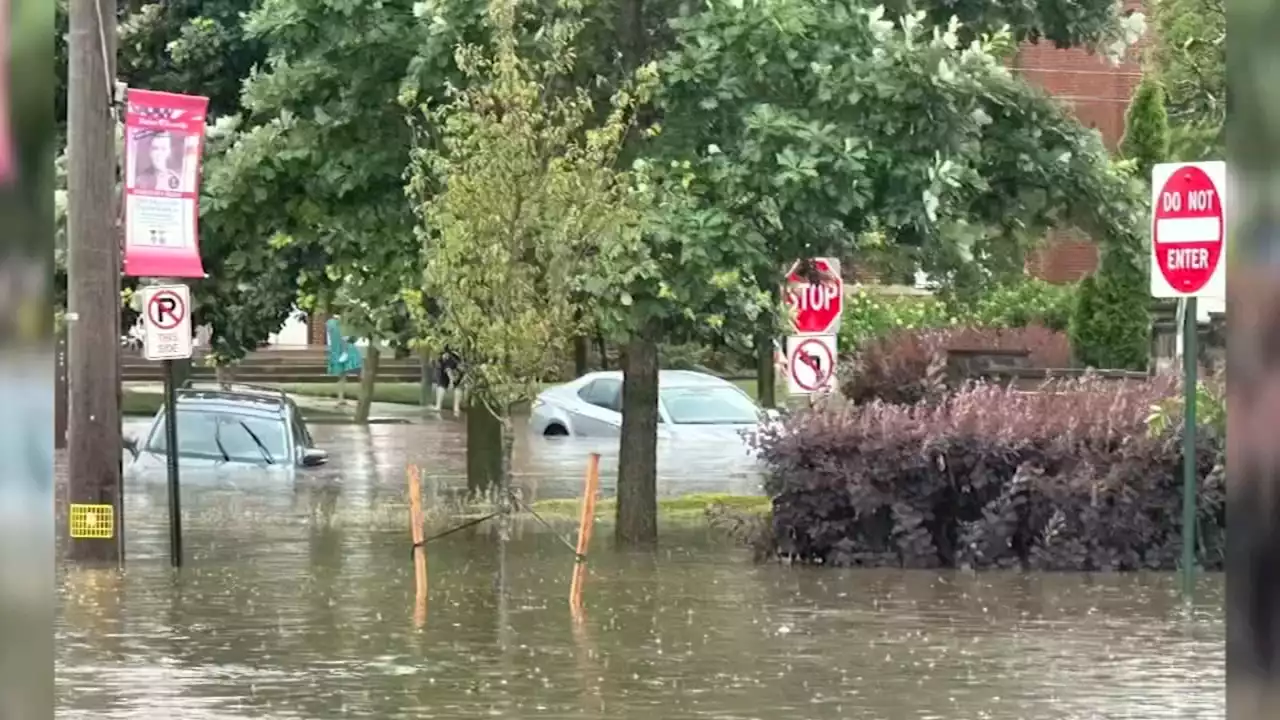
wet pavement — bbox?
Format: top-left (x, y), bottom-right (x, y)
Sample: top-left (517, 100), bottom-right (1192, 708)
top-left (57, 416), bottom-right (1225, 719)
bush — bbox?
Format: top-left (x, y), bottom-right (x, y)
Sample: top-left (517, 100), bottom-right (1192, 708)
top-left (966, 279), bottom-right (1077, 332)
top-left (841, 325), bottom-right (1072, 405)
top-left (838, 279), bottom-right (1077, 352)
top-left (752, 378), bottom-right (1225, 571)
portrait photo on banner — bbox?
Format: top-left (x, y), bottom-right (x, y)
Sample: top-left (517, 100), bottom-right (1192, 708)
top-left (128, 129), bottom-right (196, 193)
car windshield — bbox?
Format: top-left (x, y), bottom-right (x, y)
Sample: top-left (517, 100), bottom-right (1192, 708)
top-left (146, 408), bottom-right (289, 464)
top-left (660, 386), bottom-right (762, 425)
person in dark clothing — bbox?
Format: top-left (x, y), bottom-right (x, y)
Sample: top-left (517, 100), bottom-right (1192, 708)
top-left (433, 348), bottom-right (463, 413)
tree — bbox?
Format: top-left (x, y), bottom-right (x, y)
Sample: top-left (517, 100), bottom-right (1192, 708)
top-left (604, 0), bottom-right (1148, 544)
top-left (1119, 76), bottom-right (1172, 179)
top-left (1151, 0), bottom-right (1224, 160)
top-left (407, 0), bottom-right (646, 495)
top-left (1069, 75), bottom-right (1168, 371)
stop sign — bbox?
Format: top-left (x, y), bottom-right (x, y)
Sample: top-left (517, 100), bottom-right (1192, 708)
top-left (784, 258), bottom-right (843, 334)
top-left (1151, 162), bottom-right (1227, 298)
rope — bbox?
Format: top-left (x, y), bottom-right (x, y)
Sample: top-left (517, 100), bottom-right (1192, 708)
top-left (408, 492), bottom-right (585, 563)
top-left (508, 490), bottom-right (583, 560)
top-left (410, 511), bottom-right (500, 558)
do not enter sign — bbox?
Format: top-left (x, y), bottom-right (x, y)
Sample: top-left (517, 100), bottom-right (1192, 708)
top-left (1150, 162), bottom-right (1227, 298)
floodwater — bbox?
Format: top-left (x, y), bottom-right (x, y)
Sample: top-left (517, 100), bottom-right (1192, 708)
top-left (57, 418), bottom-right (1225, 719)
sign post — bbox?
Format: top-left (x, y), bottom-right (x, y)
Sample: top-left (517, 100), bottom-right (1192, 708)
top-left (140, 283), bottom-right (194, 568)
top-left (783, 259), bottom-right (844, 400)
top-left (1150, 161), bottom-right (1227, 598)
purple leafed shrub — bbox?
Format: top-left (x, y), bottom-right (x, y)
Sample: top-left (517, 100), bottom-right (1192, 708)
top-left (842, 325), bottom-right (1073, 405)
top-left (751, 378), bottom-right (1225, 571)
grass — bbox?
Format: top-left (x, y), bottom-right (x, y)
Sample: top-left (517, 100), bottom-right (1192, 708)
top-left (275, 378), bottom-right (767, 407)
top-left (529, 492), bottom-right (770, 520)
top-left (121, 389), bottom-right (350, 420)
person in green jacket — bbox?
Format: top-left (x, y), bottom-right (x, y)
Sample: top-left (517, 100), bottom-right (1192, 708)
top-left (325, 316), bottom-right (362, 405)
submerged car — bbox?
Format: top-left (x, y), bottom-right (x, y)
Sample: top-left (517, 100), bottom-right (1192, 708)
top-left (529, 370), bottom-right (775, 439)
top-left (123, 383), bottom-right (329, 478)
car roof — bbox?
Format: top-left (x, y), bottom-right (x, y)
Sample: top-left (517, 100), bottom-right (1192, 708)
top-left (568, 369), bottom-right (738, 390)
top-left (170, 387), bottom-right (292, 420)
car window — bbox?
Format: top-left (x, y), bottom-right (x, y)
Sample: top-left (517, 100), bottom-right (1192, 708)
top-left (291, 404), bottom-right (312, 449)
top-left (577, 379), bottom-right (622, 412)
top-left (660, 386), bottom-right (762, 425)
top-left (147, 409), bottom-right (290, 464)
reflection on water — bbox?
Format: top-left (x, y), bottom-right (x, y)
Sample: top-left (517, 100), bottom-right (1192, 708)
top-left (61, 417), bottom-right (1223, 719)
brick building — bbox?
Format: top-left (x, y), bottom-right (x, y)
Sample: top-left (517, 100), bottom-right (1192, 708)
top-left (1014, 8), bottom-right (1146, 283)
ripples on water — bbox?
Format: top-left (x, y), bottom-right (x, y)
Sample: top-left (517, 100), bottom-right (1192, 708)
top-left (59, 419), bottom-right (1225, 719)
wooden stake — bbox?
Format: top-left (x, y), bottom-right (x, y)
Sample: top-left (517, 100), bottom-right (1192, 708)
top-left (408, 464), bottom-right (427, 627)
top-left (569, 453), bottom-right (601, 614)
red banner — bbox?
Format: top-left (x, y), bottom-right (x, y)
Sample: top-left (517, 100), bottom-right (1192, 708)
top-left (123, 89), bottom-right (209, 278)
top-left (0, 0), bottom-right (13, 185)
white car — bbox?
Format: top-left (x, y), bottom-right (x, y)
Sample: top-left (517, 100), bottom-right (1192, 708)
top-left (529, 370), bottom-right (776, 440)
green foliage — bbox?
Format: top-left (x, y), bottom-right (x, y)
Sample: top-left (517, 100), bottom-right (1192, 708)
top-left (1118, 76), bottom-right (1171, 181)
top-left (647, 0), bottom-right (1146, 345)
top-left (966, 279), bottom-right (1077, 331)
top-left (839, 279), bottom-right (1077, 352)
top-left (1147, 380), bottom-right (1226, 439)
top-left (1068, 74), bottom-right (1162, 371)
top-left (1151, 0), bottom-right (1224, 160)
top-left (407, 0), bottom-right (646, 412)
top-left (1068, 244), bottom-right (1149, 370)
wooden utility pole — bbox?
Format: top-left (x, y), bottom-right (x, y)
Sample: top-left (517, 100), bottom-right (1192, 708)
top-left (65, 0), bottom-right (122, 564)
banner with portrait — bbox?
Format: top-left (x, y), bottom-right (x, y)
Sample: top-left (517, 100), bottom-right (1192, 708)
top-left (122, 89), bottom-right (209, 278)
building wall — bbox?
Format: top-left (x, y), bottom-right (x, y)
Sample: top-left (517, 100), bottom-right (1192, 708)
top-left (1014, 5), bottom-right (1147, 283)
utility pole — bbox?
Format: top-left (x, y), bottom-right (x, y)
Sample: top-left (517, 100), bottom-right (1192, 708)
top-left (65, 0), bottom-right (122, 564)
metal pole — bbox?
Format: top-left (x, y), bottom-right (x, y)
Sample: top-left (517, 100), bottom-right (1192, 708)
top-left (164, 358), bottom-right (183, 567)
top-left (1180, 296), bottom-right (1198, 597)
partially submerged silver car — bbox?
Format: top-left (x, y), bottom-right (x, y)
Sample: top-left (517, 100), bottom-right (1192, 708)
top-left (528, 370), bottom-right (773, 440)
top-left (123, 383), bottom-right (329, 481)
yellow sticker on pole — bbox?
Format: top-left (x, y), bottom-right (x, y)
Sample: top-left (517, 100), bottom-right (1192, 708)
top-left (69, 504), bottom-right (115, 539)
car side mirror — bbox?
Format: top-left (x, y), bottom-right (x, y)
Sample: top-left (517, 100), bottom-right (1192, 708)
top-left (122, 435), bottom-right (138, 459)
top-left (301, 448), bottom-right (329, 467)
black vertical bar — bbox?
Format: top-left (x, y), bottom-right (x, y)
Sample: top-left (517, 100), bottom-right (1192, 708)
top-left (164, 359), bottom-right (182, 567)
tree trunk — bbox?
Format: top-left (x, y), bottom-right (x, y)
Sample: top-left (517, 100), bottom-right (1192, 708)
top-left (616, 330), bottom-right (659, 547)
top-left (573, 335), bottom-right (589, 377)
top-left (214, 363), bottom-right (232, 384)
top-left (595, 332), bottom-right (609, 370)
top-left (466, 397), bottom-right (503, 497)
top-left (755, 329), bottom-right (776, 408)
top-left (354, 343), bottom-right (380, 423)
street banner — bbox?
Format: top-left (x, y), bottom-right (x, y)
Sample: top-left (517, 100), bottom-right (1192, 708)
top-left (0, 0), bottom-right (13, 185)
top-left (122, 89), bottom-right (209, 278)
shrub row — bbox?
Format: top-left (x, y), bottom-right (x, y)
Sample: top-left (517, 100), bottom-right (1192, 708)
top-left (839, 279), bottom-right (1077, 352)
top-left (841, 325), bottom-right (1071, 405)
top-left (751, 378), bottom-right (1225, 571)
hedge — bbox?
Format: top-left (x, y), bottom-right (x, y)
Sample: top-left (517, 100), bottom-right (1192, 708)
top-left (751, 378), bottom-right (1225, 571)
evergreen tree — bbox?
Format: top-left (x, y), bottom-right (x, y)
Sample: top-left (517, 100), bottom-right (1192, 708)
top-left (1070, 76), bottom-right (1169, 370)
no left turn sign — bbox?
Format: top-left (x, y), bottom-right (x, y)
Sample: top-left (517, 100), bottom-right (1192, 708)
top-left (786, 335), bottom-right (837, 395)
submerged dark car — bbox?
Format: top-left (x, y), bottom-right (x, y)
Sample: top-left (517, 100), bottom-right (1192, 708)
top-left (123, 383), bottom-right (329, 481)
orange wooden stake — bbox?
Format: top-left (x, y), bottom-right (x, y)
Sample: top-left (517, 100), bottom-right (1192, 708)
top-left (569, 453), bottom-right (601, 614)
top-left (408, 464), bottom-right (428, 628)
